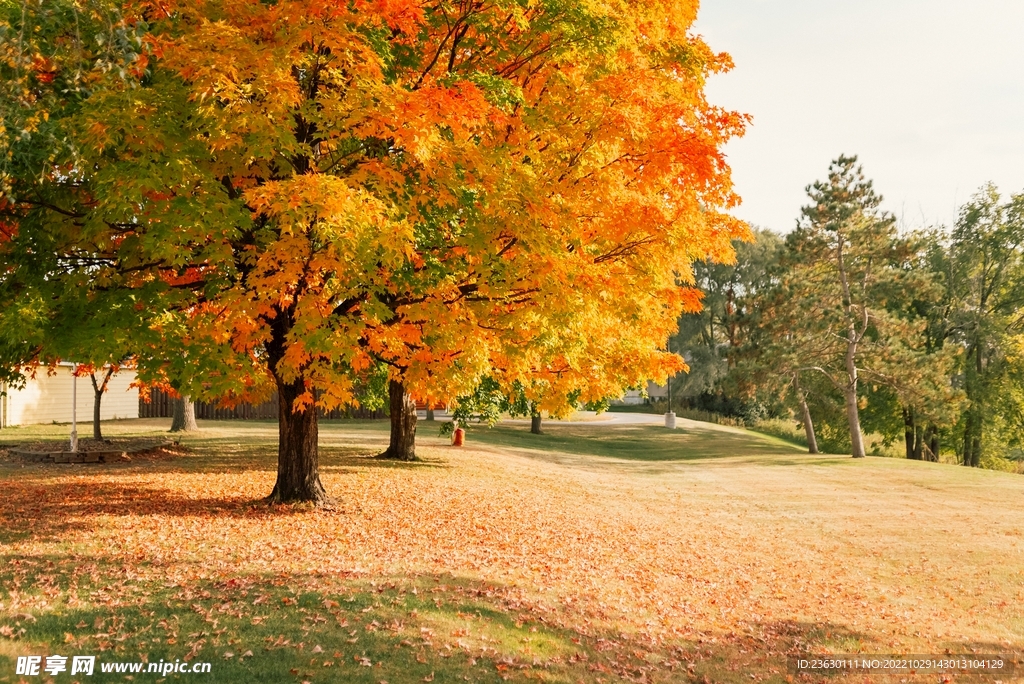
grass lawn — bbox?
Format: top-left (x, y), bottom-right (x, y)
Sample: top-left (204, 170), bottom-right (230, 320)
top-left (1, 417), bottom-right (1022, 683)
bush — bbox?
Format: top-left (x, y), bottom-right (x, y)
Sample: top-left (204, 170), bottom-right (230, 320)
top-left (750, 418), bottom-right (807, 447)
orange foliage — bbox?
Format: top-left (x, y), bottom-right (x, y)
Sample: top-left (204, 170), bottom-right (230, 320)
top-left (117, 0), bottom-right (749, 411)
top-left (0, 0), bottom-right (749, 498)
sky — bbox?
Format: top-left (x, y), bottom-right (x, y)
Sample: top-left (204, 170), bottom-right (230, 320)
top-left (692, 0), bottom-right (1024, 233)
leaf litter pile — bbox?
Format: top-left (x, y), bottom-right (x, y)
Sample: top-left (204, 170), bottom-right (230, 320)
top-left (1, 421), bottom-right (1022, 683)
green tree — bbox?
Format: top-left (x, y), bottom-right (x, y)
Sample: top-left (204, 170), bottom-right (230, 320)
top-left (673, 228), bottom-right (782, 413)
top-left (776, 155), bottom-right (938, 458)
top-left (946, 185), bottom-right (1024, 467)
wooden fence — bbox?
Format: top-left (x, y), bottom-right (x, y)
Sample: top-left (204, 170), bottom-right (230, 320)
top-left (139, 388), bottom-right (387, 421)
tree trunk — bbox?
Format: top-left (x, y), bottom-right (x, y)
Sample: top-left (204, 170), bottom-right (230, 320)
top-left (530, 411), bottom-right (543, 435)
top-left (925, 425), bottom-right (939, 462)
top-left (426, 406), bottom-right (435, 421)
top-left (968, 342), bottom-right (984, 467)
top-left (267, 375), bottom-right (328, 504)
top-left (903, 408), bottom-right (919, 460)
top-left (93, 385), bottom-right (103, 441)
top-left (962, 410), bottom-right (982, 467)
top-left (170, 396), bottom-right (199, 432)
top-left (843, 345), bottom-right (866, 458)
top-left (380, 379), bottom-right (418, 461)
top-left (836, 235), bottom-right (866, 459)
top-left (843, 385), bottom-right (866, 458)
top-left (961, 340), bottom-right (985, 467)
top-left (962, 413), bottom-right (974, 466)
top-left (90, 368), bottom-right (114, 441)
top-left (794, 375), bottom-right (818, 454)
top-left (913, 424), bottom-right (924, 461)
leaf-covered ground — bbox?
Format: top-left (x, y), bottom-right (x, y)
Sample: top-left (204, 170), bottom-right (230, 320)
top-left (1, 418), bottom-right (1022, 683)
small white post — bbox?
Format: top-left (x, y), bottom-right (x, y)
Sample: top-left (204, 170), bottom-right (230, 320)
top-left (70, 363), bottom-right (78, 452)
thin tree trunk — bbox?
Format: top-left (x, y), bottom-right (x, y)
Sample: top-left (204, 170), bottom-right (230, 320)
top-left (962, 418), bottom-right (982, 467)
top-left (90, 368), bottom-right (114, 441)
top-left (170, 396), bottom-right (199, 432)
top-left (794, 375), bottom-right (818, 454)
top-left (903, 407), bottom-right (917, 459)
top-left (93, 390), bottom-right (102, 441)
top-left (267, 375), bottom-right (327, 504)
top-left (843, 345), bottom-right (866, 458)
top-left (836, 238), bottom-right (866, 459)
top-left (962, 412), bottom-right (975, 466)
top-left (961, 340), bottom-right (986, 467)
top-left (530, 411), bottom-right (543, 435)
top-left (969, 342), bottom-right (984, 467)
top-left (913, 424), bottom-right (924, 461)
top-left (426, 406), bottom-right (435, 421)
top-left (380, 379), bottom-right (418, 461)
top-left (925, 424), bottom-right (939, 462)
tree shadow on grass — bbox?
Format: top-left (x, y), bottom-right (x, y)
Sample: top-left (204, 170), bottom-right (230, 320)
top-left (0, 451), bottom-right (446, 545)
top-left (0, 557), bottom-right (901, 684)
top-left (463, 423), bottom-right (853, 475)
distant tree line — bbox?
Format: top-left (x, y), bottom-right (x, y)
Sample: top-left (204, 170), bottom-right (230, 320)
top-left (670, 155), bottom-right (1024, 469)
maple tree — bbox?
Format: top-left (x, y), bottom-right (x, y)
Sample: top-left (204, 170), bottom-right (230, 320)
top-left (170, 396), bottom-right (199, 433)
top-left (1, 0), bottom-right (747, 503)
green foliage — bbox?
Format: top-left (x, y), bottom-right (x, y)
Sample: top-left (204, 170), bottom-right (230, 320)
top-left (671, 228), bottom-right (783, 414)
top-left (668, 158), bottom-right (1024, 467)
top-left (441, 377), bottom-right (507, 436)
top-left (943, 185), bottom-right (1024, 466)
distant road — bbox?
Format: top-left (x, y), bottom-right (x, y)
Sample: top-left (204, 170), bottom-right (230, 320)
top-left (494, 410), bottom-right (752, 434)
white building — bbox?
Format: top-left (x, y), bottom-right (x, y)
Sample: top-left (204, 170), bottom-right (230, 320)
top-left (0, 364), bottom-right (139, 428)
top-left (613, 380), bottom-right (668, 405)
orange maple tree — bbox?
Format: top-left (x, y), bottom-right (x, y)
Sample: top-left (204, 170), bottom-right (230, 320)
top-left (1, 0), bottom-right (747, 503)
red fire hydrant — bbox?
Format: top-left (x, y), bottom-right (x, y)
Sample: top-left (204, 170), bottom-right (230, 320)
top-left (452, 427), bottom-right (465, 447)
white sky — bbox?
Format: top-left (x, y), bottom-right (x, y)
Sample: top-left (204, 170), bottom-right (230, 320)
top-left (693, 0), bottom-right (1024, 233)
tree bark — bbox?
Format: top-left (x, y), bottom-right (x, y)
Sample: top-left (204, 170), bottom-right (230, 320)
top-left (903, 407), bottom-right (919, 460)
top-left (836, 237), bottom-right (867, 459)
top-left (267, 375), bottom-right (328, 504)
top-left (380, 379), bottom-right (418, 461)
top-left (264, 305), bottom-right (328, 505)
top-left (794, 375), bottom-right (818, 454)
top-left (960, 339), bottom-right (985, 467)
top-left (962, 413), bottom-right (974, 466)
top-left (843, 345), bottom-right (866, 458)
top-left (913, 424), bottom-right (924, 461)
top-left (925, 425), bottom-right (939, 462)
top-left (170, 396), bottom-right (199, 432)
top-left (530, 411), bottom-right (543, 435)
top-left (425, 406), bottom-right (435, 421)
top-left (962, 407), bottom-right (982, 467)
top-left (90, 368), bottom-right (114, 441)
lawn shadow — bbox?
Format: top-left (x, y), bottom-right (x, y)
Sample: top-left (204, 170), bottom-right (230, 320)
top-left (0, 449), bottom-right (448, 545)
top-left (0, 559), bottom-right (898, 684)
top-left (462, 422), bottom-right (847, 475)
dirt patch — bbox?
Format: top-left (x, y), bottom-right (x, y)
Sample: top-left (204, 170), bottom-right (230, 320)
top-left (7, 439), bottom-right (188, 464)
top-left (14, 437), bottom-right (159, 453)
